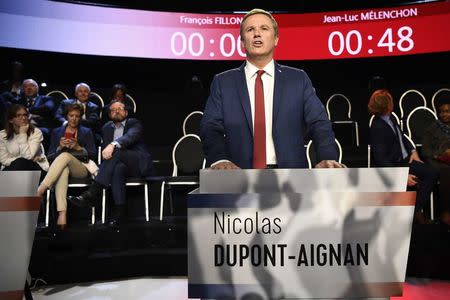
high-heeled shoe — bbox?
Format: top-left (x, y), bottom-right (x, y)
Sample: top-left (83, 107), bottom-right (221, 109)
top-left (56, 224), bottom-right (67, 230)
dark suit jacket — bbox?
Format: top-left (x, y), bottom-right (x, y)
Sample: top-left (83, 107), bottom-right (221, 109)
top-left (48, 125), bottom-right (97, 162)
top-left (370, 115), bottom-right (414, 167)
top-left (55, 98), bottom-right (100, 131)
top-left (200, 62), bottom-right (337, 168)
top-left (422, 121), bottom-right (450, 168)
top-left (17, 95), bottom-right (56, 129)
top-left (102, 118), bottom-right (153, 176)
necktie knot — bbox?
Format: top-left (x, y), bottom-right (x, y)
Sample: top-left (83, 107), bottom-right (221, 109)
top-left (256, 70), bottom-right (265, 78)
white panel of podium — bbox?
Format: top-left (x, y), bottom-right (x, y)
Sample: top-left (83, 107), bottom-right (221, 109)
top-left (188, 168), bottom-right (413, 300)
top-left (0, 171), bottom-right (41, 300)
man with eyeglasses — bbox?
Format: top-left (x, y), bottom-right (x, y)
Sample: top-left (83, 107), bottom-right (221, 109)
top-left (68, 101), bottom-right (153, 229)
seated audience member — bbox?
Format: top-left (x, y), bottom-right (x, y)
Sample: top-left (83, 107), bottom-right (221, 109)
top-left (0, 61), bottom-right (25, 114)
top-left (0, 97), bottom-right (6, 130)
top-left (0, 104), bottom-right (49, 171)
top-left (69, 101), bottom-right (153, 229)
top-left (101, 83), bottom-right (133, 124)
top-left (368, 89), bottom-right (438, 224)
top-left (422, 97), bottom-right (450, 225)
top-left (0, 61), bottom-right (24, 99)
top-left (17, 79), bottom-right (56, 147)
top-left (36, 103), bottom-right (97, 229)
top-left (55, 82), bottom-right (101, 143)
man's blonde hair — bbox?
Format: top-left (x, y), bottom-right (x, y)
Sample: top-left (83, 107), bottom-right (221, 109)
top-left (240, 8), bottom-right (278, 38)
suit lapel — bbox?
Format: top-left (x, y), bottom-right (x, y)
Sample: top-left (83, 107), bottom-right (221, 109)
top-left (105, 123), bottom-right (114, 144)
top-left (272, 62), bottom-right (284, 126)
top-left (236, 63), bottom-right (253, 135)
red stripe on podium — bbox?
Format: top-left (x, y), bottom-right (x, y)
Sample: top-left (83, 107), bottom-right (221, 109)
top-left (354, 192), bottom-right (416, 206)
top-left (0, 290), bottom-right (23, 300)
top-left (0, 197), bottom-right (41, 212)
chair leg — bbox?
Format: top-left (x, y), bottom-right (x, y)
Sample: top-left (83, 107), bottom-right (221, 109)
top-left (91, 207), bottom-right (95, 225)
top-left (430, 191), bottom-right (434, 220)
top-left (169, 186), bottom-right (174, 215)
top-left (355, 122), bottom-right (360, 147)
top-left (160, 181), bottom-right (165, 221)
top-left (144, 182), bottom-right (149, 222)
top-left (101, 189), bottom-right (106, 224)
top-left (45, 189), bottom-right (51, 227)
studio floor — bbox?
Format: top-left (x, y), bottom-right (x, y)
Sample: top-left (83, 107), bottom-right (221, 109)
top-left (29, 277), bottom-right (450, 300)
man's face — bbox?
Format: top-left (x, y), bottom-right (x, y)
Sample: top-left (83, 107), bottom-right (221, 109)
top-left (23, 81), bottom-right (38, 98)
top-left (75, 86), bottom-right (90, 103)
top-left (439, 104), bottom-right (450, 124)
top-left (109, 102), bottom-right (128, 122)
top-left (240, 13), bottom-right (279, 62)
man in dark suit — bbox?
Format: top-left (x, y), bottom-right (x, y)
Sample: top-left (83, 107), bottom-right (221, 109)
top-left (369, 89), bottom-right (438, 224)
top-left (200, 9), bottom-right (340, 170)
top-left (69, 101), bottom-right (153, 228)
top-left (55, 82), bottom-right (101, 144)
top-left (17, 79), bottom-right (56, 148)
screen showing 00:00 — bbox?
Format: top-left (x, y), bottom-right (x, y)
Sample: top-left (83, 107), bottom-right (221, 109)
top-left (0, 0), bottom-right (449, 60)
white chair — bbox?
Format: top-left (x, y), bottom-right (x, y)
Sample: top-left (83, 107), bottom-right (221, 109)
top-left (154, 134), bottom-right (205, 221)
top-left (326, 93), bottom-right (359, 147)
top-left (125, 94), bottom-right (137, 113)
top-left (399, 89), bottom-right (427, 131)
top-left (305, 138), bottom-right (343, 169)
top-left (431, 88), bottom-right (450, 114)
top-left (406, 107), bottom-right (437, 147)
top-left (182, 111), bottom-right (203, 136)
top-left (46, 90), bottom-right (69, 100)
top-left (89, 92), bottom-right (105, 118)
top-left (44, 177), bottom-right (96, 227)
top-left (46, 90), bottom-right (69, 107)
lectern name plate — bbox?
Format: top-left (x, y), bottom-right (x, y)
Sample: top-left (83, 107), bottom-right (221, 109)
top-left (188, 191), bottom-right (415, 299)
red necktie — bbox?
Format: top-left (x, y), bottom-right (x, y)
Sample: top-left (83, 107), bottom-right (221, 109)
top-left (253, 70), bottom-right (266, 169)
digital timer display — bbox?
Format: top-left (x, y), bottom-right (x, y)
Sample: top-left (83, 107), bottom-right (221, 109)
top-left (0, 0), bottom-right (449, 60)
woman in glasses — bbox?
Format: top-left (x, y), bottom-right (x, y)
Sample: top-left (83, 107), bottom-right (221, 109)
top-left (0, 104), bottom-right (48, 171)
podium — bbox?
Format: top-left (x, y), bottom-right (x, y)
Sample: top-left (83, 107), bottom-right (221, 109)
top-left (187, 168), bottom-right (414, 299)
top-left (0, 171), bottom-right (41, 300)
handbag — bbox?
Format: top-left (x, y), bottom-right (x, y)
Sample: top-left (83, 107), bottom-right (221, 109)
top-left (64, 148), bottom-right (89, 163)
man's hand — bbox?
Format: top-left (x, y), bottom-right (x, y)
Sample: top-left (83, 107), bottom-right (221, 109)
top-left (102, 144), bottom-right (115, 160)
top-left (315, 160), bottom-right (346, 168)
top-left (409, 151), bottom-right (423, 163)
top-left (407, 174), bottom-right (418, 186)
top-left (210, 161), bottom-right (240, 170)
